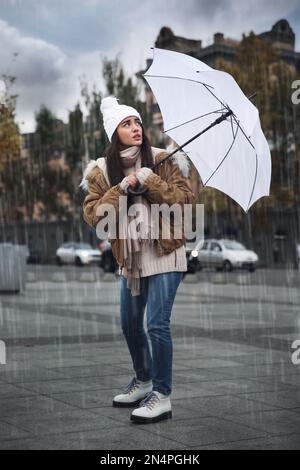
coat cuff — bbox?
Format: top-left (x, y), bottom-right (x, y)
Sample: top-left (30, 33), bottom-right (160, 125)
top-left (136, 168), bottom-right (153, 186)
top-left (119, 177), bottom-right (130, 193)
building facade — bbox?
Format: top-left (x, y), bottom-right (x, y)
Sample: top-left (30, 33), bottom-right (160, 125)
top-left (137, 20), bottom-right (300, 267)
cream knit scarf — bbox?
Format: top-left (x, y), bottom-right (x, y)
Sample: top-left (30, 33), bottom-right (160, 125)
top-left (119, 145), bottom-right (153, 296)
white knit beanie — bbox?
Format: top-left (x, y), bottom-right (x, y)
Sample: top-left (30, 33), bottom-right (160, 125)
top-left (100, 96), bottom-right (142, 142)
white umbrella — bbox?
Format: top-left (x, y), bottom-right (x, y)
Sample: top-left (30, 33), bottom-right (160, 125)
top-left (139, 47), bottom-right (271, 213)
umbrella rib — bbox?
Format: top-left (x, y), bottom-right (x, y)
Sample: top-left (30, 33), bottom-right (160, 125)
top-left (145, 73), bottom-right (230, 111)
top-left (230, 116), bottom-right (258, 212)
top-left (231, 115), bottom-right (259, 211)
top-left (201, 83), bottom-right (228, 110)
top-left (246, 150), bottom-right (258, 213)
top-left (144, 74), bottom-right (215, 89)
top-left (145, 72), bottom-right (230, 121)
top-left (230, 115), bottom-right (235, 140)
top-left (231, 115), bottom-right (255, 150)
top-left (203, 124), bottom-right (239, 187)
top-left (164, 108), bottom-right (227, 133)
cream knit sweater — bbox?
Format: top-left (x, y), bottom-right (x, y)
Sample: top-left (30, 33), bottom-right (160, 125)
top-left (118, 150), bottom-right (187, 277)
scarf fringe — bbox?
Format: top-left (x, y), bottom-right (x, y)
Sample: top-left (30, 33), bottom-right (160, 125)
top-left (120, 146), bottom-right (154, 296)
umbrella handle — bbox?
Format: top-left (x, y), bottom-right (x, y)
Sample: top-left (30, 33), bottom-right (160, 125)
top-left (127, 184), bottom-right (149, 196)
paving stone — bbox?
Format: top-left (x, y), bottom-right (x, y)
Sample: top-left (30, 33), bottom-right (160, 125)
top-left (16, 426), bottom-right (186, 450)
top-left (0, 382), bottom-right (38, 398)
top-left (235, 389), bottom-right (300, 410)
top-left (1, 267), bottom-right (299, 449)
top-left (140, 416), bottom-right (268, 447)
top-left (220, 409), bottom-right (300, 436)
top-left (0, 395), bottom-right (78, 418)
top-left (0, 421), bottom-right (33, 441)
top-left (188, 433), bottom-right (300, 450)
top-left (4, 409), bottom-right (117, 436)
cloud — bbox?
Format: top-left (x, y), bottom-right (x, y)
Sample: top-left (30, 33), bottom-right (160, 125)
top-left (0, 0), bottom-right (299, 133)
top-left (0, 17), bottom-right (106, 132)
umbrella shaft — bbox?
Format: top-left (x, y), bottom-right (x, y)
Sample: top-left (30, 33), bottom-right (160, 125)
top-left (152, 109), bottom-right (233, 170)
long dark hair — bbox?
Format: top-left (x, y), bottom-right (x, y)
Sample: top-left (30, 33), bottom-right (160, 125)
top-left (104, 124), bottom-right (154, 187)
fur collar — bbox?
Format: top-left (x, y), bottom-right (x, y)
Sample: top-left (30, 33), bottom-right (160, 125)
top-left (165, 145), bottom-right (190, 178)
top-left (79, 145), bottom-right (190, 192)
top-left (78, 158), bottom-right (109, 192)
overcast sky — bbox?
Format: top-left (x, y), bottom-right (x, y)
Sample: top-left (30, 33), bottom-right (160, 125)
top-left (1, 0), bottom-right (299, 133)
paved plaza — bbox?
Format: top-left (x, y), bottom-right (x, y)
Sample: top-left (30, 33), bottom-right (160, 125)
top-left (0, 266), bottom-right (300, 449)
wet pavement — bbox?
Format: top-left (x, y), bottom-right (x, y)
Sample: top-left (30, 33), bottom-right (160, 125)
top-left (0, 266), bottom-right (300, 449)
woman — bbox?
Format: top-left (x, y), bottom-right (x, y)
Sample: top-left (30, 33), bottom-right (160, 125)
top-left (80, 96), bottom-right (196, 424)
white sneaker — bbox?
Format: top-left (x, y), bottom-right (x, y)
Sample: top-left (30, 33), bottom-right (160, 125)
top-left (112, 376), bottom-right (153, 408)
top-left (131, 390), bottom-right (172, 424)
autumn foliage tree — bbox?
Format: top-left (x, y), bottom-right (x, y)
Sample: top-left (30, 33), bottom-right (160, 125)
top-left (207, 32), bottom-right (300, 250)
top-left (0, 75), bottom-right (23, 223)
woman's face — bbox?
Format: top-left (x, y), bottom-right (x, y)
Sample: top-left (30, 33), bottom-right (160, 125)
top-left (117, 115), bottom-right (143, 147)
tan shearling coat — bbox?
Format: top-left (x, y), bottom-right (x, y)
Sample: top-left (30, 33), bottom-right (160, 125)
top-left (80, 147), bottom-right (201, 269)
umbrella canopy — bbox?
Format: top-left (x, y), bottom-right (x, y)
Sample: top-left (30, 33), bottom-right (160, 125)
top-left (143, 47), bottom-right (272, 213)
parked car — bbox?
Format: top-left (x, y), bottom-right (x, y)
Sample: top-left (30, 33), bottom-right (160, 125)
top-left (98, 240), bottom-right (118, 273)
top-left (188, 238), bottom-right (259, 272)
top-left (56, 242), bottom-right (101, 266)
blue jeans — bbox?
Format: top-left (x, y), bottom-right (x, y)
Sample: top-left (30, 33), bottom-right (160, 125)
top-left (120, 271), bottom-right (184, 396)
